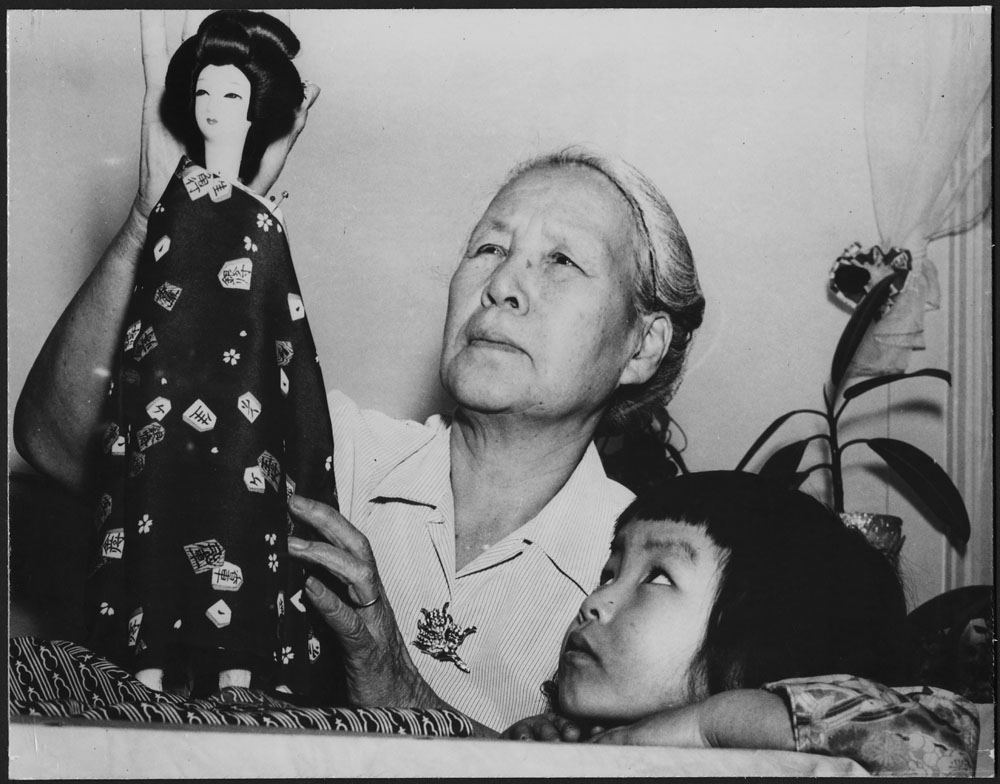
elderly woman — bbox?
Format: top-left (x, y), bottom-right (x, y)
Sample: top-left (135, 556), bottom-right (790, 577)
top-left (13, 12), bottom-right (978, 772)
top-left (279, 146), bottom-right (702, 731)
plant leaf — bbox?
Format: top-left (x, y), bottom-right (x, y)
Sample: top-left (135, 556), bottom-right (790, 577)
top-left (830, 275), bottom-right (897, 391)
top-left (735, 409), bottom-right (826, 472)
top-left (865, 437), bottom-right (971, 547)
top-left (663, 441), bottom-right (690, 476)
top-left (758, 438), bottom-right (812, 487)
top-left (843, 369), bottom-right (952, 401)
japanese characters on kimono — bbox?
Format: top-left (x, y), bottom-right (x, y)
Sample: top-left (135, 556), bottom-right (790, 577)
top-left (88, 157), bottom-right (343, 701)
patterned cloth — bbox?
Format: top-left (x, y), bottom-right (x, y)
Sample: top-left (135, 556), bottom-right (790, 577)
top-left (89, 158), bottom-right (342, 701)
top-left (764, 674), bottom-right (981, 776)
top-left (9, 638), bottom-right (473, 737)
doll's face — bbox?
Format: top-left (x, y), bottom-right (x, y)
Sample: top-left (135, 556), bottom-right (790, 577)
top-left (194, 64), bottom-right (252, 145)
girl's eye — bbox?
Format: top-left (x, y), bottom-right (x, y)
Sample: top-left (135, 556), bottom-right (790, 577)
top-left (551, 252), bottom-right (578, 268)
top-left (647, 570), bottom-right (673, 586)
top-left (195, 89), bottom-right (208, 96)
top-left (224, 93), bottom-right (243, 100)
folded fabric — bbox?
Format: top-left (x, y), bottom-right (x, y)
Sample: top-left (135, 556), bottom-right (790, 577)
top-left (9, 637), bottom-right (473, 737)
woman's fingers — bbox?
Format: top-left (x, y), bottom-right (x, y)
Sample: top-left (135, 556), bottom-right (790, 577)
top-left (288, 494), bottom-right (369, 557)
top-left (139, 10), bottom-right (169, 100)
top-left (248, 82), bottom-right (321, 196)
top-left (303, 576), bottom-right (371, 639)
top-left (135, 11), bottom-right (185, 219)
top-left (180, 10), bottom-right (210, 42)
top-left (288, 535), bottom-right (378, 607)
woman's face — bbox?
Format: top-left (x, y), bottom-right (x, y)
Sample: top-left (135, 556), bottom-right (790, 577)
top-left (440, 165), bottom-right (643, 426)
top-left (194, 64), bottom-right (252, 145)
top-left (556, 519), bottom-right (724, 724)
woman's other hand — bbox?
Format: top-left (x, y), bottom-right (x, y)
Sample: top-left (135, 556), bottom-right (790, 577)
top-left (248, 80), bottom-right (320, 196)
top-left (503, 712), bottom-right (584, 742)
top-left (286, 494), bottom-right (430, 708)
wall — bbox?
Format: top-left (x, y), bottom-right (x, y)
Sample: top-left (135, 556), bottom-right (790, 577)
top-left (7, 9), bottom-right (988, 608)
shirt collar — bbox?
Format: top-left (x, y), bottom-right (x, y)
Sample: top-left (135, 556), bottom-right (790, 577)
top-left (515, 442), bottom-right (635, 592)
top-left (368, 416), bottom-right (452, 511)
top-left (369, 425), bottom-right (635, 592)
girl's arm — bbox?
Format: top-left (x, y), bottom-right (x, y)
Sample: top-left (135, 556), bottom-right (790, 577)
top-left (12, 11), bottom-right (318, 495)
top-left (587, 678), bottom-right (980, 776)
top-left (588, 690), bottom-right (794, 750)
top-left (501, 691), bottom-right (791, 746)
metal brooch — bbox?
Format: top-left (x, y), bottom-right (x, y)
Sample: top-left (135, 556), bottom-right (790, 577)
top-left (413, 602), bottom-right (477, 673)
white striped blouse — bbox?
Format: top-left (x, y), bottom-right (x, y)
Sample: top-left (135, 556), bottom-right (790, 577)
top-left (328, 390), bottom-right (635, 731)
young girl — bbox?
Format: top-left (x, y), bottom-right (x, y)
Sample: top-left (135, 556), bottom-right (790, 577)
top-left (88, 10), bottom-right (342, 700)
top-left (505, 471), bottom-right (979, 775)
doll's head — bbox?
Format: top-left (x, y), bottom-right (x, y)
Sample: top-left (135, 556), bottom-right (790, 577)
top-left (162, 10), bottom-right (305, 183)
top-left (555, 471), bottom-right (906, 725)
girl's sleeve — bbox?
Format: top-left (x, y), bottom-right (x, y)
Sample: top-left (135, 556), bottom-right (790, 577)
top-left (762, 674), bottom-right (980, 776)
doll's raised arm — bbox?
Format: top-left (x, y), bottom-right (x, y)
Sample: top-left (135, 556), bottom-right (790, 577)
top-left (13, 10), bottom-right (319, 495)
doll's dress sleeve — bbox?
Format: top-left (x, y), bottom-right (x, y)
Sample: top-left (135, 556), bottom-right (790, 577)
top-left (88, 157), bottom-right (344, 701)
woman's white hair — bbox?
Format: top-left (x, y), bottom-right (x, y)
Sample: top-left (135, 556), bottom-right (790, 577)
top-left (503, 146), bottom-right (705, 431)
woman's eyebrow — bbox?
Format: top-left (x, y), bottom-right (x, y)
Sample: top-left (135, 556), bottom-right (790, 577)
top-left (642, 536), bottom-right (699, 564)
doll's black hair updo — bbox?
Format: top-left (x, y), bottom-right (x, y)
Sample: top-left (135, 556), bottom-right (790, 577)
top-left (162, 10), bottom-right (305, 184)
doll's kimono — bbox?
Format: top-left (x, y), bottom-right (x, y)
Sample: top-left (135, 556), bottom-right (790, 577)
top-left (88, 157), bottom-right (343, 701)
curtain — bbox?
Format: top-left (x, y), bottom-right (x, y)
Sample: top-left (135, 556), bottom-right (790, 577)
top-left (852, 10), bottom-right (991, 375)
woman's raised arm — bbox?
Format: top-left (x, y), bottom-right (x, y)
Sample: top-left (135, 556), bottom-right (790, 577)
top-left (13, 10), bottom-right (319, 495)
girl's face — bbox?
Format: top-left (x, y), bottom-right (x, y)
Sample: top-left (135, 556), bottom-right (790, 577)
top-left (439, 165), bottom-right (645, 427)
top-left (194, 64), bottom-right (252, 144)
top-left (556, 519), bottom-right (724, 724)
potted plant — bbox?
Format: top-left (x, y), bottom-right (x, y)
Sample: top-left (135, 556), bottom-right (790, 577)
top-left (735, 251), bottom-right (971, 557)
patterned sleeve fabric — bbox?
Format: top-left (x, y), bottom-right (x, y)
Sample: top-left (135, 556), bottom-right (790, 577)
top-left (88, 157), bottom-right (344, 701)
top-left (763, 674), bottom-right (980, 776)
top-left (9, 637), bottom-right (474, 737)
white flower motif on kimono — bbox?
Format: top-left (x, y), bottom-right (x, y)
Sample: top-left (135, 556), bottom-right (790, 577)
top-left (325, 455), bottom-right (333, 471)
top-left (243, 236), bottom-right (258, 253)
top-left (264, 533), bottom-right (277, 546)
top-left (256, 213), bottom-right (273, 232)
top-left (137, 515), bottom-right (153, 534)
top-left (268, 553), bottom-right (279, 573)
top-left (153, 203), bottom-right (164, 214)
top-left (100, 602), bottom-right (115, 616)
top-left (223, 349), bottom-right (241, 366)
top-left (280, 646), bottom-right (294, 664)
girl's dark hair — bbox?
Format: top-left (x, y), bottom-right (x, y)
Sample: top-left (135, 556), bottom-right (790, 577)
top-left (616, 471), bottom-right (908, 695)
top-left (162, 10), bottom-right (304, 183)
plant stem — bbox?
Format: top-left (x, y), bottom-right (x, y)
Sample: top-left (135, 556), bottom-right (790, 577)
top-left (825, 383), bottom-right (844, 512)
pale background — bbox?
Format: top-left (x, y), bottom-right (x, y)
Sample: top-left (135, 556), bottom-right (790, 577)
top-left (7, 9), bottom-right (992, 609)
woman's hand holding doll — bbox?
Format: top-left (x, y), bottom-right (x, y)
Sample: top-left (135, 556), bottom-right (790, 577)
top-left (286, 494), bottom-right (426, 707)
top-left (286, 494), bottom-right (496, 735)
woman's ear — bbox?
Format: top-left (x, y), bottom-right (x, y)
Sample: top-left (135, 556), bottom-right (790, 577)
top-left (619, 314), bottom-right (672, 386)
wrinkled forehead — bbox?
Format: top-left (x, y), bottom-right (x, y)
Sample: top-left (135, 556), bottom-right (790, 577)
top-left (481, 164), bottom-right (644, 258)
